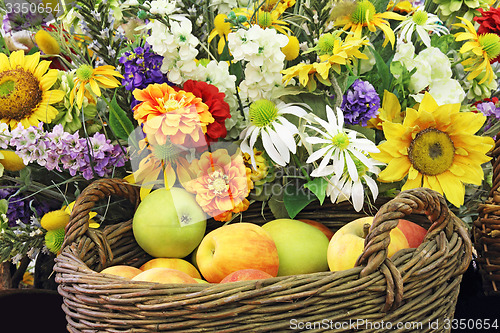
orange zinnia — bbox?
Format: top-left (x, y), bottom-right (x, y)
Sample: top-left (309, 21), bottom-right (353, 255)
top-left (133, 83), bottom-right (214, 146)
top-left (184, 149), bottom-right (253, 222)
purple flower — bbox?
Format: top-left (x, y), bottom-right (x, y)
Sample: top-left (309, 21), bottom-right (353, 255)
top-left (0, 188), bottom-right (51, 227)
top-left (119, 43), bottom-right (168, 92)
top-left (341, 79), bottom-right (381, 126)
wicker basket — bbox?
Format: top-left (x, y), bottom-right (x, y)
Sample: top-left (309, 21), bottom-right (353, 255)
top-left (474, 133), bottom-right (500, 295)
top-left (54, 178), bottom-right (471, 332)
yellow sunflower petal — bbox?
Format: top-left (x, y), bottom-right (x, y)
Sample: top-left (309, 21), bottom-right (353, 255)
top-left (401, 172), bottom-right (422, 191)
top-left (436, 171), bottom-right (465, 207)
top-left (377, 157), bottom-right (411, 182)
top-left (423, 175), bottom-right (443, 194)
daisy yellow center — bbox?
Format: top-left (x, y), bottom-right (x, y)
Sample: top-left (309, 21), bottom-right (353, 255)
top-left (412, 11), bottom-right (428, 26)
top-left (408, 128), bottom-right (455, 176)
top-left (208, 170), bottom-right (229, 195)
top-left (478, 33), bottom-right (500, 60)
top-left (317, 33), bottom-right (337, 54)
top-left (0, 68), bottom-right (43, 121)
top-left (258, 11), bottom-right (272, 28)
top-left (76, 64), bottom-right (94, 81)
top-left (351, 0), bottom-right (375, 25)
top-left (331, 132), bottom-right (350, 149)
top-left (249, 99), bottom-right (278, 128)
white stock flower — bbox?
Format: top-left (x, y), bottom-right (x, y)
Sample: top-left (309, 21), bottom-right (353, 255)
top-left (228, 25), bottom-right (289, 101)
top-left (149, 0), bottom-right (177, 15)
top-left (146, 19), bottom-right (199, 84)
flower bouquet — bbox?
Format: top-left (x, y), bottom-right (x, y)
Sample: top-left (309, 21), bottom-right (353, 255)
top-left (0, 0), bottom-right (497, 301)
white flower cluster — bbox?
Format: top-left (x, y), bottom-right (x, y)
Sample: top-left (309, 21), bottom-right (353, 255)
top-left (228, 25), bottom-right (289, 102)
top-left (392, 42), bottom-right (465, 105)
top-left (146, 19), bottom-right (199, 84)
top-left (209, 0), bottom-right (240, 13)
top-left (149, 0), bottom-right (178, 15)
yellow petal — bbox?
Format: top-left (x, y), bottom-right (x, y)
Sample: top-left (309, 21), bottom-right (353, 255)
top-left (436, 171), bottom-right (465, 207)
top-left (377, 157), bottom-right (411, 182)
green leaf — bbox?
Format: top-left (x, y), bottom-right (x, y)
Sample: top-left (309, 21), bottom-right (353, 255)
top-left (0, 199), bottom-right (8, 217)
top-left (373, 0), bottom-right (391, 13)
top-left (283, 183), bottom-right (316, 218)
top-left (369, 45), bottom-right (393, 92)
top-left (109, 94), bottom-right (135, 141)
top-left (304, 177), bottom-right (329, 205)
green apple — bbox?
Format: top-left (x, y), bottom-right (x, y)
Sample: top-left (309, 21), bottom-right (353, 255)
top-left (262, 219), bottom-right (329, 276)
top-left (132, 187), bottom-right (207, 258)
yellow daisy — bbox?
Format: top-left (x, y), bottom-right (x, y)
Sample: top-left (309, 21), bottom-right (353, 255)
top-left (371, 92), bottom-right (494, 207)
top-left (334, 0), bottom-right (405, 48)
top-left (208, 14), bottom-right (232, 54)
top-left (69, 64), bottom-right (123, 109)
top-left (0, 51), bottom-right (64, 128)
top-left (453, 17), bottom-right (500, 85)
top-left (282, 34), bottom-right (368, 90)
top-left (366, 90), bottom-right (404, 130)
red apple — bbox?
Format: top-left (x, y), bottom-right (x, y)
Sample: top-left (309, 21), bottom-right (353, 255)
top-left (327, 217), bottom-right (410, 272)
top-left (132, 267), bottom-right (197, 284)
top-left (396, 219), bottom-right (427, 248)
top-left (220, 269), bottom-right (274, 283)
top-left (196, 223), bottom-right (279, 283)
top-left (298, 219), bottom-right (334, 240)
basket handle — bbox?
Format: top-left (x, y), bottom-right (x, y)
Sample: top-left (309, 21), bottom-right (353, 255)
top-left (355, 187), bottom-right (472, 311)
top-left (61, 178), bottom-right (140, 251)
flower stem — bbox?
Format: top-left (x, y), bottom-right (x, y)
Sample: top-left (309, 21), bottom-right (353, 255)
top-left (330, 74), bottom-right (343, 110)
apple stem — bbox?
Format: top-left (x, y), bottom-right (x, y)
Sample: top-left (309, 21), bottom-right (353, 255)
top-left (363, 223), bottom-right (371, 238)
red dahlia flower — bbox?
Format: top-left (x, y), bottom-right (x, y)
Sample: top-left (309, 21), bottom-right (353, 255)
top-left (181, 80), bottom-right (231, 143)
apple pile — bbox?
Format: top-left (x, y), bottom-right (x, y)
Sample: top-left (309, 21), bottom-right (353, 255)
top-left (119, 187), bottom-right (428, 284)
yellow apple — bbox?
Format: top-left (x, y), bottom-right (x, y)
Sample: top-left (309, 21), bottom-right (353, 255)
top-left (196, 223), bottom-right (279, 283)
top-left (262, 219), bottom-right (329, 276)
top-left (327, 216), bottom-right (410, 272)
top-left (132, 187), bottom-right (207, 258)
top-left (100, 265), bottom-right (143, 279)
top-left (140, 258), bottom-right (202, 279)
top-left (132, 267), bottom-right (197, 284)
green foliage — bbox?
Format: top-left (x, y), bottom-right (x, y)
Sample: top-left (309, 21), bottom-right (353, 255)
top-left (109, 93), bottom-right (135, 141)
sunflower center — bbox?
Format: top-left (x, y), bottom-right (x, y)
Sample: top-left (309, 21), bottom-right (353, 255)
top-left (76, 64), bottom-right (94, 81)
top-left (351, 0), bottom-right (375, 25)
top-left (208, 170), bottom-right (229, 195)
top-left (412, 11), bottom-right (428, 26)
top-left (0, 68), bottom-right (43, 121)
top-left (249, 99), bottom-right (278, 128)
top-left (331, 132), bottom-right (350, 149)
top-left (258, 11), bottom-right (272, 28)
top-left (478, 33), bottom-right (500, 60)
top-left (317, 33), bottom-right (337, 55)
top-left (152, 140), bottom-right (178, 163)
top-left (408, 128), bottom-right (455, 176)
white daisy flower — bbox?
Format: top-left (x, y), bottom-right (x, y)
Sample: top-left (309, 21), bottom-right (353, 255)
top-left (240, 99), bottom-right (309, 167)
top-left (326, 156), bottom-right (383, 212)
top-left (305, 106), bottom-right (379, 180)
top-left (394, 8), bottom-right (449, 47)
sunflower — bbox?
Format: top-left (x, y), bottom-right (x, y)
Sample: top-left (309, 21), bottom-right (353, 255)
top-left (371, 92), bottom-right (494, 207)
top-left (69, 64), bottom-right (123, 109)
top-left (334, 0), bottom-right (405, 47)
top-left (453, 17), bottom-right (500, 84)
top-left (0, 51), bottom-right (65, 128)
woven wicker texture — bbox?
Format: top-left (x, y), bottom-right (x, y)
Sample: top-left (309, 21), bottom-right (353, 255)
top-left (55, 178), bottom-right (471, 332)
top-left (474, 132), bottom-right (500, 295)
